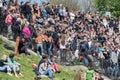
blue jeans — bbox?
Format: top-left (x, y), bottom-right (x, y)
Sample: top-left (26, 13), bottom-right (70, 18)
top-left (37, 43), bottom-right (44, 56)
top-left (11, 64), bottom-right (20, 71)
top-left (83, 57), bottom-right (89, 67)
top-left (33, 68), bottom-right (53, 79)
top-left (60, 49), bottom-right (66, 62)
top-left (111, 63), bottom-right (119, 78)
top-left (25, 38), bottom-right (32, 48)
top-left (48, 44), bottom-right (52, 57)
top-left (43, 68), bottom-right (53, 79)
top-left (0, 65), bottom-right (11, 72)
top-left (33, 69), bottom-right (40, 75)
top-left (104, 67), bottom-right (111, 76)
top-left (26, 13), bottom-right (32, 22)
top-left (42, 10), bottom-right (49, 19)
top-left (20, 45), bottom-right (29, 55)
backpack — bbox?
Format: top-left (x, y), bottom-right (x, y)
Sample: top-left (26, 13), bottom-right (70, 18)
top-left (6, 14), bottom-right (12, 25)
top-left (4, 44), bottom-right (14, 51)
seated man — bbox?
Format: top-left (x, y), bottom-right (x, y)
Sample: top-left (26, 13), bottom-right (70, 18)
top-left (39, 55), bottom-right (53, 80)
top-left (7, 54), bottom-right (23, 77)
top-left (38, 54), bottom-right (48, 68)
top-left (33, 55), bottom-right (53, 80)
top-left (33, 55), bottom-right (48, 76)
top-left (0, 54), bottom-right (12, 76)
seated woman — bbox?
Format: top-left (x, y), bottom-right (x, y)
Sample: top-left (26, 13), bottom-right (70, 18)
top-left (7, 54), bottom-right (23, 77)
top-left (18, 38), bottom-right (30, 56)
top-left (39, 55), bottom-right (53, 80)
top-left (0, 55), bottom-right (12, 76)
top-left (48, 55), bottom-right (60, 73)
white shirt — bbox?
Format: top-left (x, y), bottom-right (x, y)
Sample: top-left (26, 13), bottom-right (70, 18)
top-left (0, 0), bottom-right (3, 8)
top-left (103, 18), bottom-right (108, 27)
top-left (63, 10), bottom-right (67, 17)
top-left (60, 43), bottom-right (66, 49)
top-left (111, 51), bottom-right (118, 64)
top-left (70, 12), bottom-right (75, 20)
top-left (88, 41), bottom-right (92, 49)
top-left (67, 37), bottom-right (73, 42)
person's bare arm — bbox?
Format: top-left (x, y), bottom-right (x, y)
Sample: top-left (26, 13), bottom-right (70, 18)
top-left (84, 72), bottom-right (86, 80)
top-left (3, 62), bottom-right (12, 66)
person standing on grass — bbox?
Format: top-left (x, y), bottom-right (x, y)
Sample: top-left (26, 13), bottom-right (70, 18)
top-left (13, 18), bottom-right (22, 56)
top-left (59, 34), bottom-right (67, 65)
top-left (5, 11), bottom-right (13, 39)
top-left (47, 37), bottom-right (53, 57)
top-left (22, 21), bottom-right (32, 49)
top-left (35, 31), bottom-right (44, 56)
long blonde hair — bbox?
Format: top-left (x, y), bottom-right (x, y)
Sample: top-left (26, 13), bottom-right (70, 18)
top-left (74, 69), bottom-right (84, 80)
top-left (48, 37), bottom-right (53, 42)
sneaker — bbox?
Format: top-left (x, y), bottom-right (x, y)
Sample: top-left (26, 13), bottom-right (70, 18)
top-left (7, 72), bottom-right (12, 76)
top-left (56, 71), bottom-right (61, 73)
top-left (15, 74), bottom-right (19, 78)
top-left (35, 77), bottom-right (42, 80)
top-left (18, 73), bottom-right (24, 77)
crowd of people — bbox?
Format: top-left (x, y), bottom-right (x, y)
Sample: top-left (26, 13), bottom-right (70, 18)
top-left (0, 0), bottom-right (120, 80)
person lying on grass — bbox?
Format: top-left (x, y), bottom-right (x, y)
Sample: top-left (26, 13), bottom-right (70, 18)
top-left (0, 54), bottom-right (12, 76)
top-left (7, 53), bottom-right (23, 78)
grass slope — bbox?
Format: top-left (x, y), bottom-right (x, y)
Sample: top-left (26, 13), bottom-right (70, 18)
top-left (0, 39), bottom-right (76, 80)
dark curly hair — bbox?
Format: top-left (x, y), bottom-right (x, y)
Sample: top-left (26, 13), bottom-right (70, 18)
top-left (9, 54), bottom-right (14, 58)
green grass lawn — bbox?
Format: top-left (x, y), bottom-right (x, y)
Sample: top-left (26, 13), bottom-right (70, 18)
top-left (0, 39), bottom-right (76, 80)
